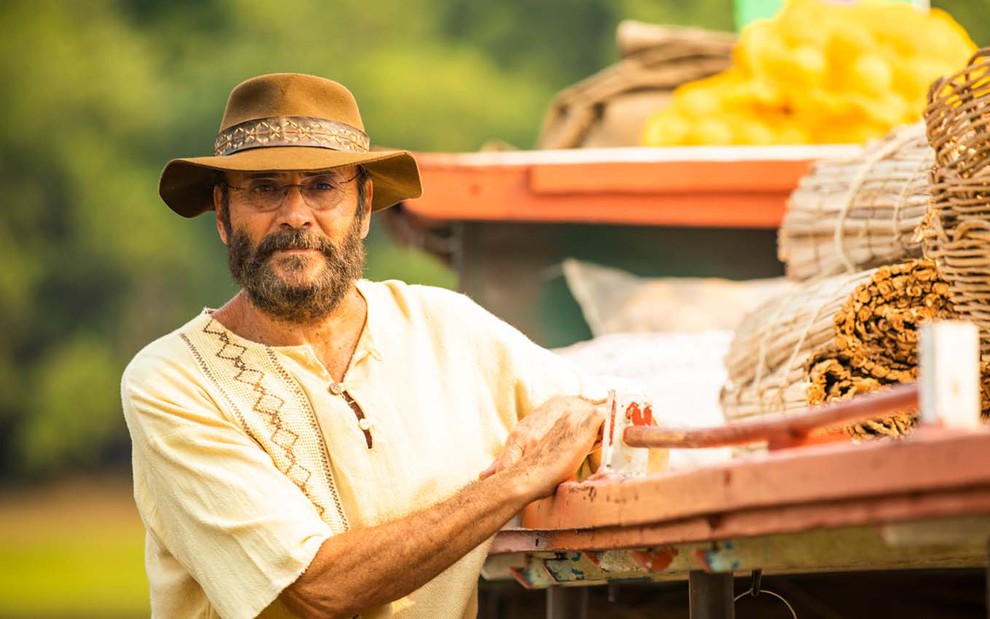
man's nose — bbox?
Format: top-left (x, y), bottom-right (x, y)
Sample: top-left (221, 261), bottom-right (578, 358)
top-left (276, 185), bottom-right (314, 228)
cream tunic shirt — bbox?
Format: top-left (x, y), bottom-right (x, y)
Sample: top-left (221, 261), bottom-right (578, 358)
top-left (122, 280), bottom-right (605, 619)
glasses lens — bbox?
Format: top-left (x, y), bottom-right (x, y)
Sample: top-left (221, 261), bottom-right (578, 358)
top-left (234, 174), bottom-right (352, 211)
top-left (300, 175), bottom-right (348, 209)
top-left (241, 179), bottom-right (284, 211)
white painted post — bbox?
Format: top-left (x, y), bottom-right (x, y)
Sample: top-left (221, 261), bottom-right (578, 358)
top-left (919, 321), bottom-right (981, 429)
top-left (598, 389), bottom-right (653, 477)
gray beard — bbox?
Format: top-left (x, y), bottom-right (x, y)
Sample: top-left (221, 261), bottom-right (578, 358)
top-left (226, 220), bottom-right (366, 323)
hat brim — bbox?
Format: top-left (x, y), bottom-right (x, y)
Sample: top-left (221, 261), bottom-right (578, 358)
top-left (159, 146), bottom-right (422, 217)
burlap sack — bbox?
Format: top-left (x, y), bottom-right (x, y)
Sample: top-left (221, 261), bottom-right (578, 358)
top-left (537, 20), bottom-right (735, 149)
top-left (562, 259), bottom-right (792, 337)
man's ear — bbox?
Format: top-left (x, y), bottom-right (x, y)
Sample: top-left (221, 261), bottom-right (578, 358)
top-left (213, 184), bottom-right (229, 245)
top-left (360, 177), bottom-right (373, 239)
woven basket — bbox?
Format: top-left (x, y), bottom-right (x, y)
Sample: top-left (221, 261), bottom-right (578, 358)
top-left (778, 122), bottom-right (932, 282)
top-left (923, 48), bottom-right (990, 357)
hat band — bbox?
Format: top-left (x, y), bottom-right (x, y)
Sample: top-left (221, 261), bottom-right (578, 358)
top-left (213, 116), bottom-right (371, 157)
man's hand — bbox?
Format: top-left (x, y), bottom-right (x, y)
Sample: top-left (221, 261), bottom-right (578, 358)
top-left (282, 395), bottom-right (606, 617)
top-left (480, 395), bottom-right (606, 498)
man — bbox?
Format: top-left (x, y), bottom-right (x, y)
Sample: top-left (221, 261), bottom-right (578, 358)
top-left (122, 73), bottom-right (608, 619)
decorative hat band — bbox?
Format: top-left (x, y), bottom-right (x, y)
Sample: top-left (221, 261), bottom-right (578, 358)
top-left (213, 116), bottom-right (371, 157)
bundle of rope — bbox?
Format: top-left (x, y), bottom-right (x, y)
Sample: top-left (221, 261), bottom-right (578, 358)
top-left (778, 122), bottom-right (932, 282)
top-left (722, 260), bottom-right (986, 437)
top-left (922, 48), bottom-right (990, 359)
top-left (722, 269), bottom-right (873, 423)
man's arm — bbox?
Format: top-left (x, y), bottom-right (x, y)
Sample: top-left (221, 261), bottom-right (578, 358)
top-left (280, 396), bottom-right (603, 618)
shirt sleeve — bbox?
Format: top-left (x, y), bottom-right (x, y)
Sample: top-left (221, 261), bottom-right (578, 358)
top-left (121, 340), bottom-right (332, 619)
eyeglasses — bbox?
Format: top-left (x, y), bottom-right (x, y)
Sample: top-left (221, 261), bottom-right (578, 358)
top-left (223, 172), bottom-right (359, 212)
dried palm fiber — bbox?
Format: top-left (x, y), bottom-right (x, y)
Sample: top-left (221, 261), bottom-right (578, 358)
top-left (922, 48), bottom-right (990, 358)
top-left (721, 260), bottom-right (954, 428)
top-left (778, 122), bottom-right (932, 282)
top-left (722, 270), bottom-right (873, 423)
top-left (537, 22), bottom-right (734, 149)
top-left (831, 260), bottom-right (954, 380)
top-left (806, 350), bottom-right (990, 440)
top-left (804, 261), bottom-right (961, 438)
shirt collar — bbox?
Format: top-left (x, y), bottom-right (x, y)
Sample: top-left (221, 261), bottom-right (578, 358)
top-left (353, 279), bottom-right (384, 363)
top-left (199, 279), bottom-right (384, 364)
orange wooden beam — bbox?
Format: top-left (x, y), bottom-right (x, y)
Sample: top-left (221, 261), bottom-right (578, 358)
top-left (406, 145), bottom-right (860, 228)
top-left (492, 485), bottom-right (990, 555)
top-left (512, 428), bottom-right (990, 547)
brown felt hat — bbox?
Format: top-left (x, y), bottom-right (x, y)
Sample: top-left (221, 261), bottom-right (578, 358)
top-left (159, 73), bottom-right (422, 217)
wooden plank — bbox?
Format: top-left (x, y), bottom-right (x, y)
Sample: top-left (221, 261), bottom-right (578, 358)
top-left (491, 523), bottom-right (987, 588)
top-left (520, 428), bottom-right (990, 532)
top-left (881, 516), bottom-right (990, 547)
top-left (407, 145), bottom-right (861, 228)
top-left (529, 159), bottom-right (809, 195)
top-left (692, 524), bottom-right (987, 574)
top-left (493, 486), bottom-right (990, 555)
top-left (415, 169), bottom-right (787, 227)
top-left (414, 145), bottom-right (860, 168)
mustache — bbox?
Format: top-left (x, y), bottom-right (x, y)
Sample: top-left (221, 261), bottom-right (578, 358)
top-left (252, 228), bottom-right (336, 263)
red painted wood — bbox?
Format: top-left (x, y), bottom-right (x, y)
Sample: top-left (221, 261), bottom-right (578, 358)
top-left (623, 383), bottom-right (919, 449)
top-left (529, 160), bottom-right (810, 195)
top-left (520, 427), bottom-right (990, 533)
top-left (406, 146), bottom-right (860, 228)
top-left (492, 486), bottom-right (990, 555)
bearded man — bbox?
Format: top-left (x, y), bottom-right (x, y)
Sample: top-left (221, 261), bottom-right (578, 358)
top-left (121, 73), bottom-right (608, 619)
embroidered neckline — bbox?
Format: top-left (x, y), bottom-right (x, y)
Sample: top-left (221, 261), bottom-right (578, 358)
top-left (198, 279), bottom-right (383, 364)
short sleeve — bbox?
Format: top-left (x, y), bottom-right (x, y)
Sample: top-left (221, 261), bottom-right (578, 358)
top-left (122, 342), bottom-right (332, 619)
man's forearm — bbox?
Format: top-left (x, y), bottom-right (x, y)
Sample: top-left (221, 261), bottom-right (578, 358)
top-left (281, 396), bottom-right (603, 618)
top-left (281, 466), bottom-right (534, 618)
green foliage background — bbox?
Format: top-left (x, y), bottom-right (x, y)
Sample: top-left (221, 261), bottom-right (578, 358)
top-left (0, 0), bottom-right (986, 480)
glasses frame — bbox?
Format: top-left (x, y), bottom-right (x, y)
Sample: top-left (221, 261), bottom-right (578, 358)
top-left (221, 170), bottom-right (361, 212)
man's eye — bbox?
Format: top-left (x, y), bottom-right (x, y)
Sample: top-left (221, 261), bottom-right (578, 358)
top-left (250, 181), bottom-right (280, 194)
top-left (307, 176), bottom-right (339, 192)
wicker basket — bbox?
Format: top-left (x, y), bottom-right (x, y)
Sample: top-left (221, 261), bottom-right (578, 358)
top-left (923, 48), bottom-right (990, 358)
top-left (778, 122), bottom-right (932, 282)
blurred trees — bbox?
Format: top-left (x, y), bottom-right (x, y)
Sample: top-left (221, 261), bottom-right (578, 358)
top-left (0, 1), bottom-right (212, 477)
top-left (0, 0), bottom-right (986, 479)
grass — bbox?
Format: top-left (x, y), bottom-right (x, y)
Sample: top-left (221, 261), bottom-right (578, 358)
top-left (0, 476), bottom-right (150, 618)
